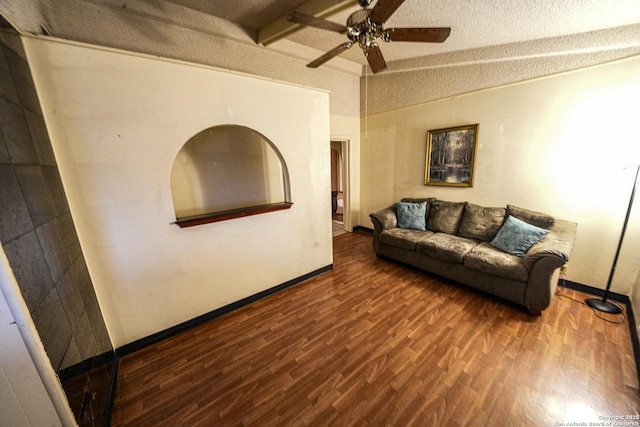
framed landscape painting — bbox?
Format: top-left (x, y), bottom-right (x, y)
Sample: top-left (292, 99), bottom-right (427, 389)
top-left (425, 124), bottom-right (479, 187)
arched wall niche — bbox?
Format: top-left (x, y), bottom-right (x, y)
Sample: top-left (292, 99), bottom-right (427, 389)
top-left (171, 124), bottom-right (292, 227)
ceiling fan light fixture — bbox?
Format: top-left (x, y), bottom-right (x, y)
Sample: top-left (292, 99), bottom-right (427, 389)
top-left (346, 26), bottom-right (361, 38)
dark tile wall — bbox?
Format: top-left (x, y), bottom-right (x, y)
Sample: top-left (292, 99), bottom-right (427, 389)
top-left (0, 29), bottom-right (113, 424)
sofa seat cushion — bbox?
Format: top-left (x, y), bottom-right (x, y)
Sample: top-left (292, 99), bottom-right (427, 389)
top-left (416, 233), bottom-right (478, 264)
top-left (463, 242), bottom-right (529, 282)
top-left (380, 228), bottom-right (433, 250)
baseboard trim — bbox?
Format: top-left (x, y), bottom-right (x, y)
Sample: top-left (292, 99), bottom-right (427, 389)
top-left (115, 264), bottom-right (333, 358)
top-left (104, 264), bottom-right (332, 424)
top-left (56, 351), bottom-right (115, 427)
top-left (353, 225), bottom-right (373, 233)
top-left (57, 350), bottom-right (114, 381)
top-left (560, 279), bottom-right (629, 304)
top-left (560, 279), bottom-right (640, 388)
top-left (104, 352), bottom-right (120, 427)
top-left (627, 303), bottom-right (640, 389)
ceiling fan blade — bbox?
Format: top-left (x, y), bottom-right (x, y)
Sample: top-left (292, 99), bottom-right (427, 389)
top-left (307, 42), bottom-right (353, 68)
top-left (288, 11), bottom-right (347, 33)
top-left (386, 27), bottom-right (451, 43)
top-left (365, 44), bottom-right (387, 73)
top-left (370, 0), bottom-right (406, 23)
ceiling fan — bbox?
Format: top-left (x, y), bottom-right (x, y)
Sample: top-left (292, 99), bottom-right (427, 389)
top-left (288, 0), bottom-right (451, 73)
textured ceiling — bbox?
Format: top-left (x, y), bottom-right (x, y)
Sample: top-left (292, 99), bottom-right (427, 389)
top-left (163, 0), bottom-right (313, 30)
top-left (165, 0), bottom-right (640, 67)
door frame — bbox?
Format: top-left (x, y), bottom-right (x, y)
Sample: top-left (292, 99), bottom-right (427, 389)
top-left (331, 138), bottom-right (351, 232)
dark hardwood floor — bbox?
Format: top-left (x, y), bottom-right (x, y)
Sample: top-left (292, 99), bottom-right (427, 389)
top-left (112, 231), bottom-right (639, 426)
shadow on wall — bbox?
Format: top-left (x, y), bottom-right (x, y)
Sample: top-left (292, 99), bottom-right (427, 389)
top-left (0, 29), bottom-right (113, 425)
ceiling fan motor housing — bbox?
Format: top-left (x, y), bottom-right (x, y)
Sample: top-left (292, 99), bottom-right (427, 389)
top-left (347, 8), bottom-right (371, 28)
top-left (347, 9), bottom-right (385, 51)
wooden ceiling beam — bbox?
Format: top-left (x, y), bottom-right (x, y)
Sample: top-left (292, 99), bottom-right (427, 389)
top-left (258, 0), bottom-right (356, 46)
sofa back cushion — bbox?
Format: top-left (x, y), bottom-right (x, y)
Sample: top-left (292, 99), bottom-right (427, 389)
top-left (427, 200), bottom-right (466, 234)
top-left (401, 197), bottom-right (436, 204)
top-left (507, 205), bottom-right (555, 229)
top-left (458, 203), bottom-right (506, 242)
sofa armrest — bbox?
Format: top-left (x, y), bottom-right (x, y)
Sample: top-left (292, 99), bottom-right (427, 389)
top-left (370, 205), bottom-right (397, 255)
top-left (369, 205), bottom-right (398, 231)
top-left (522, 219), bottom-right (577, 311)
top-left (524, 219), bottom-right (577, 271)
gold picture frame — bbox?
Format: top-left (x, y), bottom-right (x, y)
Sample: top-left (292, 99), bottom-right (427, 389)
top-left (425, 124), bottom-right (479, 187)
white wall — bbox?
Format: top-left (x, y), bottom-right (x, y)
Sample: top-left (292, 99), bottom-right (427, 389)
top-left (360, 55), bottom-right (640, 295)
top-left (0, 274), bottom-right (61, 427)
top-left (23, 36), bottom-right (333, 348)
top-left (0, 246), bottom-right (73, 426)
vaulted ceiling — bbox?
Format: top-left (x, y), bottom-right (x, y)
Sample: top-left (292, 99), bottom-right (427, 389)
top-left (1, 0), bottom-right (639, 77)
top-left (164, 0), bottom-right (640, 70)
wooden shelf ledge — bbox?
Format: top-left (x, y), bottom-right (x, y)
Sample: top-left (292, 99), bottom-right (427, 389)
top-left (175, 202), bottom-right (293, 228)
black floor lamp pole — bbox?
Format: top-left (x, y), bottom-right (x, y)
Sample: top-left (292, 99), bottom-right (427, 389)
top-left (586, 164), bottom-right (640, 314)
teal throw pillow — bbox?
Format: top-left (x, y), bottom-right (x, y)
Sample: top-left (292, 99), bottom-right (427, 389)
top-left (490, 215), bottom-right (549, 257)
top-left (396, 201), bottom-right (427, 231)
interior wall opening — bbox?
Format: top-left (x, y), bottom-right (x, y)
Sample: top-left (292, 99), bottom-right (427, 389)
top-left (331, 139), bottom-right (349, 236)
top-left (171, 125), bottom-right (292, 227)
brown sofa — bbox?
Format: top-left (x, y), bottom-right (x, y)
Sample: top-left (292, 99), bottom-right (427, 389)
top-left (369, 198), bottom-right (577, 315)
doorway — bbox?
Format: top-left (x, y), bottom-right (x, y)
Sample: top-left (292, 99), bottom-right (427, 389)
top-left (331, 140), bottom-right (348, 237)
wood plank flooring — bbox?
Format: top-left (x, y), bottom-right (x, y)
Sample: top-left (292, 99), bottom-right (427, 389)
top-left (111, 231), bottom-right (640, 426)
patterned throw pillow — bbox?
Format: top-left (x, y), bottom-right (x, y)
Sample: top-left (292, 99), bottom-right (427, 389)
top-left (396, 202), bottom-right (427, 231)
top-left (490, 215), bottom-right (549, 257)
